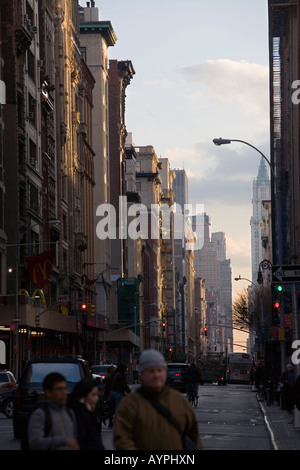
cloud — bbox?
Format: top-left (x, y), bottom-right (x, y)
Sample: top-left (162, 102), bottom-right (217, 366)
top-left (143, 78), bottom-right (175, 89)
top-left (164, 146), bottom-right (218, 179)
top-left (180, 59), bottom-right (269, 126)
top-left (226, 236), bottom-right (251, 260)
top-left (164, 139), bottom-right (269, 207)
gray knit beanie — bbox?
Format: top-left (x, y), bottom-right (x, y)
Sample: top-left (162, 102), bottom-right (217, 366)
top-left (138, 349), bottom-right (167, 374)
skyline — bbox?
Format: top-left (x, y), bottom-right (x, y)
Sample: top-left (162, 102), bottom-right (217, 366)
top-left (93, 1), bottom-right (271, 351)
top-left (95, 0), bottom-right (270, 304)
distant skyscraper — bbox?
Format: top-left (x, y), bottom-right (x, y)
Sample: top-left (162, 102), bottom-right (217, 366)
top-left (192, 216), bottom-right (233, 353)
top-left (250, 158), bottom-right (271, 282)
top-left (173, 169), bottom-right (188, 209)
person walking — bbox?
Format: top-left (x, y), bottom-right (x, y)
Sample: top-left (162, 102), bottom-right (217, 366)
top-left (254, 362), bottom-right (265, 400)
top-left (113, 349), bottom-right (202, 450)
top-left (281, 364), bottom-right (295, 413)
top-left (110, 364), bottom-right (131, 409)
top-left (102, 366), bottom-right (116, 427)
top-left (68, 378), bottom-right (105, 450)
top-left (27, 372), bottom-right (79, 450)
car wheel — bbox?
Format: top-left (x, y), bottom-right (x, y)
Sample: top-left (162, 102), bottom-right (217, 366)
top-left (3, 398), bottom-right (14, 418)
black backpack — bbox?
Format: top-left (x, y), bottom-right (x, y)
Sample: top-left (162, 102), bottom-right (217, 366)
top-left (20, 402), bottom-right (52, 451)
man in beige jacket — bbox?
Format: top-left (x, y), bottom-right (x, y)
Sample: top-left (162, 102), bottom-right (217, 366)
top-left (113, 349), bottom-right (201, 450)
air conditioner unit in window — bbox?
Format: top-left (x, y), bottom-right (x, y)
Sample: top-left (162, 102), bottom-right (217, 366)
top-left (28, 112), bottom-right (34, 119)
top-left (31, 99), bottom-right (37, 106)
top-left (37, 60), bottom-right (44, 67)
top-left (30, 26), bottom-right (38, 34)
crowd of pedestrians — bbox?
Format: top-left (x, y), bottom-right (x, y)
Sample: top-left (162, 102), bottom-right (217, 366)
top-left (24, 349), bottom-right (201, 451)
top-left (251, 360), bottom-right (297, 413)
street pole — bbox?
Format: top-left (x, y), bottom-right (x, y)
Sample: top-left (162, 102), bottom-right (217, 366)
top-left (14, 245), bottom-right (19, 379)
top-left (292, 282), bottom-right (300, 429)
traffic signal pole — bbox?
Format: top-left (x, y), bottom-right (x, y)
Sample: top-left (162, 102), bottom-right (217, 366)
top-left (292, 282), bottom-right (300, 430)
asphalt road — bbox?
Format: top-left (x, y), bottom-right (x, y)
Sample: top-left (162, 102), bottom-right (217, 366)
top-left (0, 383), bottom-right (271, 451)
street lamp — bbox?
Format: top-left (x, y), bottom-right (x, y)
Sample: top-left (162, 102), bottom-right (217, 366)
top-left (257, 259), bottom-right (272, 286)
top-left (212, 138), bottom-right (273, 174)
top-left (234, 275), bottom-right (258, 290)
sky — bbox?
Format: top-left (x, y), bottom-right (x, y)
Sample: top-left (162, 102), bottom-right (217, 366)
top-left (93, 0), bottom-right (270, 351)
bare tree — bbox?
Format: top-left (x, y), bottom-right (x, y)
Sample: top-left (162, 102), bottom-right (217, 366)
top-left (233, 286), bottom-right (272, 332)
top-left (232, 289), bottom-right (250, 331)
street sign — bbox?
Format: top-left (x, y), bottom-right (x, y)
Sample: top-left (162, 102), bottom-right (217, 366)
top-left (272, 265), bottom-right (300, 283)
top-left (12, 317), bottom-right (23, 322)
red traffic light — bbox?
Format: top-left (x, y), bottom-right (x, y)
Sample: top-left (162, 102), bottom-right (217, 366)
top-left (81, 303), bottom-right (87, 311)
top-left (273, 301), bottom-right (280, 309)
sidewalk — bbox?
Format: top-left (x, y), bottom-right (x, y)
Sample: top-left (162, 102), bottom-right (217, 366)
top-left (258, 396), bottom-right (300, 450)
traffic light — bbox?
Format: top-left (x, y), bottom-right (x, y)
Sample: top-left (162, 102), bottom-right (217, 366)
top-left (88, 303), bottom-right (96, 317)
top-left (35, 315), bottom-right (40, 328)
top-left (214, 344), bottom-right (217, 351)
top-left (162, 320), bottom-right (166, 331)
top-left (274, 284), bottom-right (283, 293)
top-left (272, 282), bottom-right (283, 325)
top-left (81, 303), bottom-right (87, 314)
top-left (204, 327), bottom-right (207, 336)
top-left (272, 299), bottom-right (280, 325)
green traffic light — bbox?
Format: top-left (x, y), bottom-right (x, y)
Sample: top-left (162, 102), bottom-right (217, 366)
top-left (276, 285), bottom-right (283, 292)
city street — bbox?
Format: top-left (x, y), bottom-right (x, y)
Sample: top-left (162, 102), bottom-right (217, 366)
top-left (0, 383), bottom-right (271, 451)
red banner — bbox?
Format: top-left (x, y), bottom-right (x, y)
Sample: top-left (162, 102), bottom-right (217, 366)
top-left (26, 251), bottom-right (54, 289)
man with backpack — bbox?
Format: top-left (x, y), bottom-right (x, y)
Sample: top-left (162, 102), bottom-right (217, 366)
top-left (26, 372), bottom-right (79, 450)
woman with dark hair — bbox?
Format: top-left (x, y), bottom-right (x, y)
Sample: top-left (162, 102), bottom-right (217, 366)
top-left (69, 378), bottom-right (105, 450)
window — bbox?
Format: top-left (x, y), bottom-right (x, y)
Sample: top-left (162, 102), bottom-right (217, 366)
top-left (136, 180), bottom-right (141, 190)
top-left (18, 139), bottom-right (25, 168)
top-left (19, 185), bottom-right (26, 218)
top-left (26, 1), bottom-right (34, 26)
top-left (63, 213), bottom-right (67, 240)
top-left (27, 50), bottom-right (35, 83)
top-left (17, 93), bottom-right (23, 126)
top-left (29, 182), bottom-right (39, 212)
top-left (30, 230), bottom-right (39, 255)
top-left (0, 187), bottom-right (3, 229)
top-left (29, 138), bottom-right (37, 167)
top-left (80, 47), bottom-right (87, 61)
top-left (28, 93), bottom-right (36, 126)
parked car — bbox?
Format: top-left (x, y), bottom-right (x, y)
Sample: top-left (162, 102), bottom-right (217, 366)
top-left (167, 363), bottom-right (190, 393)
top-left (92, 373), bottom-right (104, 391)
top-left (0, 370), bottom-right (17, 395)
top-left (90, 364), bottom-right (116, 381)
top-left (0, 390), bottom-right (14, 418)
top-left (13, 354), bottom-right (93, 439)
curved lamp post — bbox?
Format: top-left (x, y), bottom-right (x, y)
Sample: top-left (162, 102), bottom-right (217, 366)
top-left (257, 259), bottom-right (272, 285)
top-left (212, 138), bottom-right (273, 175)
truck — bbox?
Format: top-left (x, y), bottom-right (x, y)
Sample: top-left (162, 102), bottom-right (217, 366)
top-left (198, 352), bottom-right (227, 386)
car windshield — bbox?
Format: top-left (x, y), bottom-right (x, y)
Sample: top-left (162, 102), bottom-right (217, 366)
top-left (91, 366), bottom-right (108, 374)
top-left (23, 363), bottom-right (82, 384)
top-left (0, 373), bottom-right (9, 382)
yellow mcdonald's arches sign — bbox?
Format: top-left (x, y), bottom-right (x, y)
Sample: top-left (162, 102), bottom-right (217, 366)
top-left (32, 259), bottom-right (52, 285)
top-left (30, 289), bottom-right (46, 307)
top-left (18, 289), bottom-right (29, 297)
top-left (26, 251), bottom-right (54, 289)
